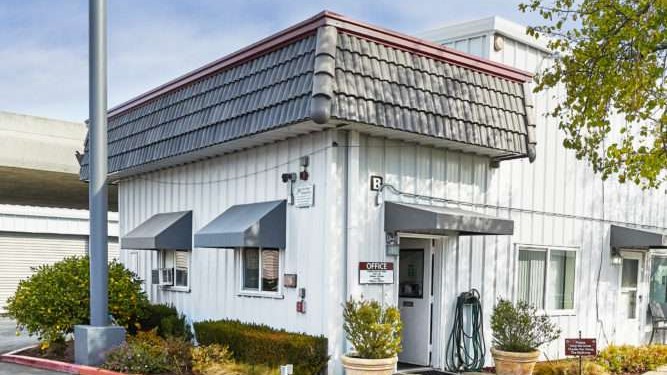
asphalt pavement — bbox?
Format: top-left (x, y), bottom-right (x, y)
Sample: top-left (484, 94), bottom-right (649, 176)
top-left (0, 317), bottom-right (62, 375)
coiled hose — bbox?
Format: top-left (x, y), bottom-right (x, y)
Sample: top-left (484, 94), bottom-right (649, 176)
top-left (445, 289), bottom-right (486, 372)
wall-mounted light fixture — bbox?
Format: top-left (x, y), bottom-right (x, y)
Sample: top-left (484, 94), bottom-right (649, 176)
top-left (386, 232), bottom-right (399, 256)
top-left (299, 156), bottom-right (309, 181)
top-left (281, 172), bottom-right (297, 204)
top-left (611, 248), bottom-right (623, 266)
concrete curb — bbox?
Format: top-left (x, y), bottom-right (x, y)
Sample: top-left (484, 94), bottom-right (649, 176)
top-left (0, 346), bottom-right (127, 375)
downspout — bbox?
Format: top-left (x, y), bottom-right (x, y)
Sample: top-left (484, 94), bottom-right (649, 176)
top-left (523, 81), bottom-right (538, 163)
top-left (343, 130), bottom-right (351, 356)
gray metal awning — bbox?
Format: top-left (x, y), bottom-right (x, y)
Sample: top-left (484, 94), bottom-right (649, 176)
top-left (194, 200), bottom-right (286, 248)
top-left (384, 201), bottom-right (514, 236)
top-left (611, 225), bottom-right (667, 250)
top-left (121, 211), bottom-right (192, 250)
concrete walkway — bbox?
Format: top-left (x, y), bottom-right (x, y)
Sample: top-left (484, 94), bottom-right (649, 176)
top-left (646, 365), bottom-right (667, 375)
top-left (0, 318), bottom-right (62, 375)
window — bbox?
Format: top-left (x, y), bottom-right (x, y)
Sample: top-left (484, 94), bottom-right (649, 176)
top-left (650, 256), bottom-right (667, 304)
top-left (517, 246), bottom-right (576, 311)
top-left (399, 249), bottom-right (424, 298)
top-left (241, 248), bottom-right (281, 294)
top-left (159, 250), bottom-right (190, 289)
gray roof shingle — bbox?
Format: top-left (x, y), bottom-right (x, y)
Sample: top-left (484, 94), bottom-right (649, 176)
top-left (80, 12), bottom-right (535, 180)
top-left (330, 32), bottom-right (529, 154)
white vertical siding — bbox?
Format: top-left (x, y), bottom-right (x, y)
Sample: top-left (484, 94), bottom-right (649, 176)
top-left (441, 35), bottom-right (489, 59)
top-left (431, 24), bottom-right (667, 362)
top-left (115, 23), bottom-right (667, 375)
top-left (118, 131), bottom-right (346, 365)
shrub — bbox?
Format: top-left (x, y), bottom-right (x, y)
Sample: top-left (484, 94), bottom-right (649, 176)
top-left (194, 319), bottom-right (328, 375)
top-left (342, 298), bottom-right (402, 359)
top-left (534, 359), bottom-right (610, 375)
top-left (596, 344), bottom-right (667, 374)
top-left (192, 344), bottom-right (233, 374)
top-left (200, 362), bottom-right (279, 375)
top-left (490, 299), bottom-right (561, 352)
top-left (137, 303), bottom-right (193, 340)
top-left (103, 329), bottom-right (193, 374)
top-left (5, 256), bottom-right (147, 345)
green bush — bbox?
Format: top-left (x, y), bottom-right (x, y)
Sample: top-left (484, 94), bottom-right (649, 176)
top-left (136, 303), bottom-right (193, 340)
top-left (199, 362), bottom-right (279, 375)
top-left (490, 299), bottom-right (561, 352)
top-left (534, 359), bottom-right (610, 375)
top-left (194, 319), bottom-right (328, 375)
top-left (596, 344), bottom-right (667, 374)
top-left (5, 256), bottom-right (148, 345)
top-left (103, 329), bottom-right (193, 374)
top-left (192, 344), bottom-right (234, 374)
top-left (342, 298), bottom-right (402, 359)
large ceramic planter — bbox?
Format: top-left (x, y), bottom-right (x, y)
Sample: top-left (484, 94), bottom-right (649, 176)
top-left (491, 347), bottom-right (540, 375)
top-left (340, 354), bottom-right (398, 375)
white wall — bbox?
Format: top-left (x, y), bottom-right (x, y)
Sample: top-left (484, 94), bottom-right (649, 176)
top-left (118, 130), bottom-right (348, 371)
top-left (422, 20), bottom-right (667, 362)
top-left (0, 204), bottom-right (119, 237)
top-left (0, 205), bottom-right (121, 311)
top-left (117, 22), bottom-right (667, 373)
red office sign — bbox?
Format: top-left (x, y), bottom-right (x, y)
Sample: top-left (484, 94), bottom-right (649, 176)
top-left (565, 338), bottom-right (597, 356)
top-left (359, 262), bottom-right (394, 284)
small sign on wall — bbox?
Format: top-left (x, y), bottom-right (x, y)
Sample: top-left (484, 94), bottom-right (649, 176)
top-left (359, 262), bottom-right (394, 284)
top-left (294, 183), bottom-right (314, 208)
top-left (370, 175), bottom-right (384, 191)
top-left (283, 274), bottom-right (297, 288)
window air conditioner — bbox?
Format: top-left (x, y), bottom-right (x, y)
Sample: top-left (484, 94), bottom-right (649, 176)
top-left (151, 268), bottom-right (174, 286)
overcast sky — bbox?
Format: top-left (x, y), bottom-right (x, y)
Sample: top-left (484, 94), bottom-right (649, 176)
top-left (0, 0), bottom-right (544, 122)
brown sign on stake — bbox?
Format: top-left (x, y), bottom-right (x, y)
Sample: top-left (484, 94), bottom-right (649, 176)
top-left (565, 338), bottom-right (597, 357)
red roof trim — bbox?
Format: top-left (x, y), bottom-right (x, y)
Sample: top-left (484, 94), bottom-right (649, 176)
top-left (108, 10), bottom-right (533, 118)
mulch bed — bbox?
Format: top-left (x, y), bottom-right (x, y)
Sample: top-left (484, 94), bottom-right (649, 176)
top-left (18, 340), bottom-right (75, 363)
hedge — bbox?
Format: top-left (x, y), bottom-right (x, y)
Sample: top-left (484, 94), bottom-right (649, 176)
top-left (136, 303), bottom-right (193, 340)
top-left (194, 319), bottom-right (329, 375)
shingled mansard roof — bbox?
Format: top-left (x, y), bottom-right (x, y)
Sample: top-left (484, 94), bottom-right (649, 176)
top-left (80, 11), bottom-right (536, 180)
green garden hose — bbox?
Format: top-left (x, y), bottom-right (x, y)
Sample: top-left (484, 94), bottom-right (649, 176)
top-left (445, 289), bottom-right (486, 372)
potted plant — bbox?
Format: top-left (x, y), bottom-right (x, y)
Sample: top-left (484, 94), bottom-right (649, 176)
top-left (341, 298), bottom-right (402, 375)
top-left (490, 299), bottom-right (561, 375)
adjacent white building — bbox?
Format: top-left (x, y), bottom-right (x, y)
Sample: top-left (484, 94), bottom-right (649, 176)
top-left (0, 111), bottom-right (119, 311)
top-left (86, 12), bottom-right (666, 374)
top-left (421, 15), bottom-right (667, 354)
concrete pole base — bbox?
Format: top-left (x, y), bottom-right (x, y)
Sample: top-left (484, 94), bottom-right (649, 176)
top-left (74, 325), bottom-right (125, 366)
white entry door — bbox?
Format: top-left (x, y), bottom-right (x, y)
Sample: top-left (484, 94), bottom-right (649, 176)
top-left (398, 240), bottom-right (432, 366)
top-left (618, 251), bottom-right (645, 344)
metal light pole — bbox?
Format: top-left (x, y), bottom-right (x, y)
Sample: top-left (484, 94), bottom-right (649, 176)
top-left (74, 0), bottom-right (125, 365)
top-left (88, 0), bottom-right (109, 328)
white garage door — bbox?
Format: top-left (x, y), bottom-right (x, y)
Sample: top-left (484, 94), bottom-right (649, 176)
top-left (0, 232), bottom-right (120, 311)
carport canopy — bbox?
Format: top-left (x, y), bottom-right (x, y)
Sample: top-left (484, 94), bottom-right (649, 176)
top-left (194, 200), bottom-right (286, 249)
top-left (610, 224), bottom-right (667, 250)
top-left (385, 201), bottom-right (514, 236)
top-left (121, 211), bottom-right (192, 250)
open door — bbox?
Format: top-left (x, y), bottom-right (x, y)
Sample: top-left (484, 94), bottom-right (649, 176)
top-left (398, 238), bottom-right (432, 366)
